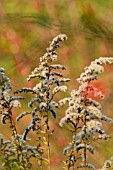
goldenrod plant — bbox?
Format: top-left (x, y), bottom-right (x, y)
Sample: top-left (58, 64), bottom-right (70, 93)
top-left (60, 57), bottom-right (113, 170)
top-left (13, 34), bottom-right (69, 169)
top-left (0, 34), bottom-right (113, 170)
top-left (0, 68), bottom-right (33, 169)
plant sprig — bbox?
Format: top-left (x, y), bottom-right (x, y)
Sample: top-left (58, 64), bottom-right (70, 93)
top-left (60, 57), bottom-right (113, 170)
top-left (15, 34), bottom-right (70, 169)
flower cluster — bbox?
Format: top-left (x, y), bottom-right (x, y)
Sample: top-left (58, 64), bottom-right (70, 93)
top-left (27, 34), bottom-right (68, 81)
top-left (15, 34), bottom-right (69, 137)
top-left (0, 68), bottom-right (23, 126)
top-left (0, 68), bottom-right (35, 169)
top-left (15, 34), bottom-right (69, 168)
top-left (77, 57), bottom-right (113, 84)
top-left (60, 57), bottom-right (113, 169)
top-left (0, 34), bottom-right (113, 170)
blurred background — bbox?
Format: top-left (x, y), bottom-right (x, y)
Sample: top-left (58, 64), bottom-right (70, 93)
top-left (0, 0), bottom-right (113, 169)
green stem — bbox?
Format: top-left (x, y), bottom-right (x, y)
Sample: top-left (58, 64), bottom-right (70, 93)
top-left (46, 111), bottom-right (51, 170)
top-left (8, 109), bottom-right (25, 167)
top-left (84, 109), bottom-right (87, 170)
top-left (47, 133), bottom-right (51, 170)
top-left (67, 120), bottom-right (79, 170)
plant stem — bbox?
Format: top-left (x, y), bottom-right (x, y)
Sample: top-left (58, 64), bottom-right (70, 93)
top-left (84, 106), bottom-right (87, 170)
top-left (47, 133), bottom-right (51, 170)
top-left (84, 142), bottom-right (87, 170)
top-left (8, 109), bottom-right (25, 167)
top-left (46, 111), bottom-right (51, 170)
top-left (67, 120), bottom-right (79, 170)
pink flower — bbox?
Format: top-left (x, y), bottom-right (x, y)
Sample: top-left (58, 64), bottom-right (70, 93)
top-left (84, 81), bottom-right (107, 99)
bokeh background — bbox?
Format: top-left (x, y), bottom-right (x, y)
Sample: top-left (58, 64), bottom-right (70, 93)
top-left (0, 0), bottom-right (113, 169)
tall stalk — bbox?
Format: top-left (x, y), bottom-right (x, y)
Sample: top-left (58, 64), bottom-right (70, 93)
top-left (0, 68), bottom-right (28, 169)
top-left (60, 57), bottom-right (113, 170)
top-left (15, 34), bottom-right (69, 168)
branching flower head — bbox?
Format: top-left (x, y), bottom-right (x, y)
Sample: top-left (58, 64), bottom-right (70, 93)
top-left (60, 57), bottom-right (113, 130)
top-left (60, 57), bottom-right (113, 169)
top-left (15, 34), bottom-right (70, 130)
top-left (14, 34), bottom-right (70, 168)
top-left (0, 68), bottom-right (34, 169)
top-left (0, 68), bottom-right (23, 125)
top-left (77, 57), bottom-right (113, 84)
